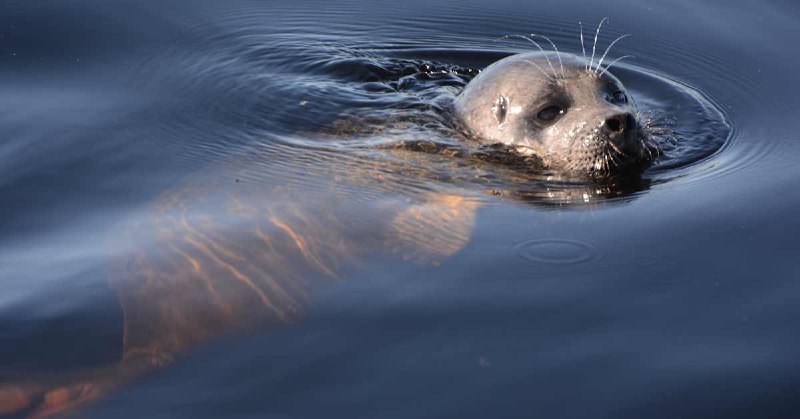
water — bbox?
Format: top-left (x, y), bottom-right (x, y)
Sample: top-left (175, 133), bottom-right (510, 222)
top-left (1, 0), bottom-right (799, 417)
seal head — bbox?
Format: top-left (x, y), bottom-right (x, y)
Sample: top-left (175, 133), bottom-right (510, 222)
top-left (454, 52), bottom-right (656, 177)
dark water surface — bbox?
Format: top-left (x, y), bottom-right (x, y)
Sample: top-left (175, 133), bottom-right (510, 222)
top-left (2, 0), bottom-right (800, 417)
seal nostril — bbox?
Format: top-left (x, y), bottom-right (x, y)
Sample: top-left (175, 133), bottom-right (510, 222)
top-left (605, 117), bottom-right (622, 133)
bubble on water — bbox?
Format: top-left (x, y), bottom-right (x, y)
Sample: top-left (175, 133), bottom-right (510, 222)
top-left (513, 238), bottom-right (600, 265)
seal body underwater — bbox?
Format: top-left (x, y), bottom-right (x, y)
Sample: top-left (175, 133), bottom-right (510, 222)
top-left (0, 50), bottom-right (660, 418)
top-left (454, 51), bottom-right (658, 177)
top-left (0, 148), bottom-right (481, 418)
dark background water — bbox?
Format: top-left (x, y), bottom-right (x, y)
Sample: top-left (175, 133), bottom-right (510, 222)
top-left (2, 0), bottom-right (800, 417)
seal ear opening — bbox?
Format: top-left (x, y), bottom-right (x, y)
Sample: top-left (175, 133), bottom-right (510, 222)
top-left (492, 96), bottom-right (509, 125)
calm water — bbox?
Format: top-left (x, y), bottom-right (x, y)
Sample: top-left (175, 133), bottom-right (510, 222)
top-left (2, 0), bottom-right (800, 417)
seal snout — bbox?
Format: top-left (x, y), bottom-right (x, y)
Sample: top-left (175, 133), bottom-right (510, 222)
top-left (602, 112), bottom-right (641, 156)
top-left (602, 112), bottom-right (636, 136)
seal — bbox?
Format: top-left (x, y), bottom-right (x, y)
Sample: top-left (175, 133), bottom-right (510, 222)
top-left (453, 51), bottom-right (658, 177)
top-left (0, 43), bottom-right (663, 419)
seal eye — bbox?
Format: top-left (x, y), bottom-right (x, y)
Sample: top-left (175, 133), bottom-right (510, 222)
top-left (537, 105), bottom-right (565, 123)
top-left (609, 90), bottom-right (628, 103)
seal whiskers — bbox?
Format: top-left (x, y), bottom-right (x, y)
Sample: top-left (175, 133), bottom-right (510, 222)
top-left (598, 55), bottom-right (633, 77)
top-left (578, 22), bottom-right (588, 70)
top-left (589, 17), bottom-right (609, 72)
top-left (522, 59), bottom-right (556, 81)
top-left (499, 34), bottom-right (559, 79)
top-left (595, 34), bottom-right (631, 73)
top-left (529, 33), bottom-right (565, 77)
